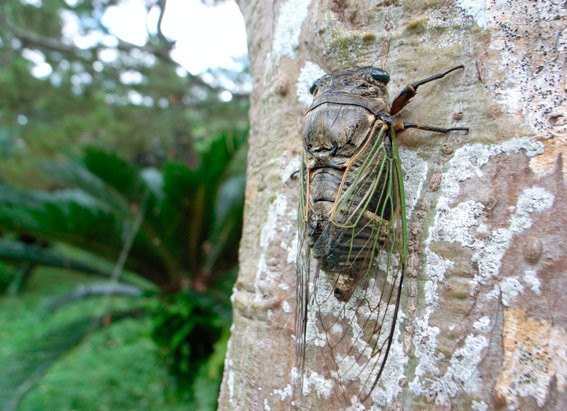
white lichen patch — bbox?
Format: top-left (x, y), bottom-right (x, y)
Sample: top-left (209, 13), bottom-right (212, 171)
top-left (302, 370), bottom-right (334, 399)
top-left (272, 0), bottom-right (311, 59)
top-left (471, 400), bottom-right (488, 411)
top-left (431, 200), bottom-right (484, 248)
top-left (485, 270), bottom-right (541, 307)
top-left (429, 138), bottom-right (550, 286)
top-left (410, 253), bottom-right (453, 389)
top-left (432, 333), bottom-right (489, 401)
top-left (281, 155), bottom-right (301, 183)
top-left (399, 148), bottom-right (428, 220)
top-left (282, 300), bottom-right (292, 314)
top-left (285, 232), bottom-right (299, 264)
top-left (297, 61), bottom-right (326, 107)
top-left (417, 293), bottom-right (490, 401)
top-left (280, 238), bottom-right (296, 267)
top-left (346, 398), bottom-right (366, 411)
top-left (439, 138), bottom-right (544, 201)
top-left (473, 316), bottom-right (491, 333)
top-left (222, 329), bottom-right (236, 404)
top-left (272, 383), bottom-right (293, 401)
top-left (260, 195), bottom-right (288, 249)
top-left (331, 323), bottom-right (343, 335)
top-left (522, 269), bottom-right (541, 294)
top-left (456, 0), bottom-right (488, 29)
top-left (473, 187), bottom-right (554, 285)
top-left (414, 327), bottom-right (488, 401)
top-left (423, 251), bottom-right (454, 306)
top-left (303, 294), bottom-right (327, 348)
top-left (255, 189), bottom-right (297, 301)
top-left (496, 277), bottom-right (524, 307)
top-left (410, 310), bottom-right (444, 393)
top-left (486, 267), bottom-right (543, 306)
top-left (510, 187), bottom-right (555, 232)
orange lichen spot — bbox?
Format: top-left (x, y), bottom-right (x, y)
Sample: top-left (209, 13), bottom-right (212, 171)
top-left (245, 179), bottom-right (255, 202)
top-left (529, 138), bottom-right (566, 176)
top-left (495, 309), bottom-right (567, 408)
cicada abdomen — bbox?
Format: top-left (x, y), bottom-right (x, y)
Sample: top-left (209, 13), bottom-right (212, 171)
top-left (295, 66), bottom-right (468, 405)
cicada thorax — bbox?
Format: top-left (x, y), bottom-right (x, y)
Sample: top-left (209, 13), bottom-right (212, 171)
top-left (302, 68), bottom-right (394, 302)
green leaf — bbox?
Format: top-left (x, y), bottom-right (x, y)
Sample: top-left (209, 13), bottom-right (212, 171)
top-left (83, 148), bottom-right (145, 204)
top-left (0, 239), bottom-right (112, 279)
top-left (214, 174), bottom-right (245, 233)
top-left (47, 160), bottom-right (130, 214)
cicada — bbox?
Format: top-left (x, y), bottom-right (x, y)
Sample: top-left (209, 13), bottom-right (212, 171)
top-left (295, 66), bottom-right (468, 404)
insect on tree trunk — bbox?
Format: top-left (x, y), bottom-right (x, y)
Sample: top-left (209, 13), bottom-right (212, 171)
top-left (219, 1), bottom-right (566, 410)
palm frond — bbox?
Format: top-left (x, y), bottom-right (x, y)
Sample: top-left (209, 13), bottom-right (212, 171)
top-left (0, 309), bottom-right (144, 411)
top-left (47, 161), bottom-right (130, 213)
top-left (0, 239), bottom-right (112, 279)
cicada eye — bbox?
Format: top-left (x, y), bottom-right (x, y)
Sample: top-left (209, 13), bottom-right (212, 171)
top-left (309, 80), bottom-right (319, 95)
top-left (370, 69), bottom-right (390, 84)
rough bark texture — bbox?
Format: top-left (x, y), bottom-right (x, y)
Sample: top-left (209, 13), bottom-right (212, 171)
top-left (219, 1), bottom-right (566, 410)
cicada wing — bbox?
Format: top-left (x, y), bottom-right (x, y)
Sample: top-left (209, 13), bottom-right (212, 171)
top-left (362, 127), bottom-right (407, 398)
top-left (295, 152), bottom-right (312, 378)
top-left (309, 124), bottom-right (407, 404)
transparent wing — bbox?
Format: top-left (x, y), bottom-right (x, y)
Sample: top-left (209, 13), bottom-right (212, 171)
top-left (308, 124), bottom-right (407, 404)
top-left (295, 152), bottom-right (312, 380)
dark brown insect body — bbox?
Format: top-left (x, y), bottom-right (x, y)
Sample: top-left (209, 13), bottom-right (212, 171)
top-left (303, 68), bottom-right (393, 302)
top-left (296, 65), bottom-right (468, 405)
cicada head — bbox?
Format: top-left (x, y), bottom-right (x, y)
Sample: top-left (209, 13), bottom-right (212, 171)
top-left (302, 67), bottom-right (390, 161)
top-left (308, 67), bottom-right (390, 99)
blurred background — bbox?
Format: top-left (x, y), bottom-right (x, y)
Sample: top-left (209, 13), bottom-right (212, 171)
top-left (0, 0), bottom-right (249, 409)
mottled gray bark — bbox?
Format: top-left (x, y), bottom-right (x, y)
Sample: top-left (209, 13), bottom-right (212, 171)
top-left (219, 1), bottom-right (566, 410)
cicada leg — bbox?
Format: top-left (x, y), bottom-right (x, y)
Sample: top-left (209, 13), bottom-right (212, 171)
top-left (390, 65), bottom-right (464, 115)
top-left (393, 122), bottom-right (469, 134)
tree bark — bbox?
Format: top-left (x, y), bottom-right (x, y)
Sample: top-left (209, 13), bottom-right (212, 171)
top-left (220, 1), bottom-right (566, 409)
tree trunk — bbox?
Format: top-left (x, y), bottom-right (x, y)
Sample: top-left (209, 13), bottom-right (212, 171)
top-left (219, 1), bottom-right (566, 409)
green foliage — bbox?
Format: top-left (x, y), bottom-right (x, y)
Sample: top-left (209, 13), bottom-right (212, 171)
top-left (0, 312), bottom-right (136, 411)
top-left (0, 132), bottom-right (246, 405)
top-left (0, 269), bottom-right (186, 410)
top-left (0, 239), bottom-right (112, 281)
top-left (0, 261), bottom-right (15, 293)
top-left (152, 287), bottom-right (233, 409)
top-left (0, 131), bottom-right (247, 290)
top-left (0, 0), bottom-right (250, 406)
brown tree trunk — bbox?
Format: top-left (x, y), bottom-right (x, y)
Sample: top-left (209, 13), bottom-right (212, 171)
top-left (219, 1), bottom-right (566, 409)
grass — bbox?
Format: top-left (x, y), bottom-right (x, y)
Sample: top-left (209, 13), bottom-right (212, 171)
top-left (0, 267), bottom-right (187, 410)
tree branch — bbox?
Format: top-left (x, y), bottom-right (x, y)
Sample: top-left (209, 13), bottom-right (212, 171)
top-left (2, 19), bottom-right (244, 97)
